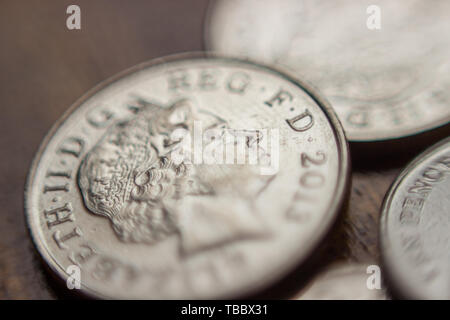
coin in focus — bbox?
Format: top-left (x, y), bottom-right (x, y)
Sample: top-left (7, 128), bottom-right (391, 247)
top-left (206, 0), bottom-right (450, 141)
top-left (25, 54), bottom-right (349, 299)
top-left (380, 137), bottom-right (450, 299)
top-left (294, 262), bottom-right (387, 300)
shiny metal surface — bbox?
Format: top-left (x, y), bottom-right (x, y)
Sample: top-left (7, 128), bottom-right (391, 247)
top-left (294, 262), bottom-right (387, 300)
top-left (25, 53), bottom-right (349, 299)
top-left (206, 0), bottom-right (450, 141)
top-left (380, 137), bottom-right (450, 299)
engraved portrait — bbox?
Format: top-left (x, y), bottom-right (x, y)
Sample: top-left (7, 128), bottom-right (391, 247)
top-left (78, 98), bottom-right (270, 255)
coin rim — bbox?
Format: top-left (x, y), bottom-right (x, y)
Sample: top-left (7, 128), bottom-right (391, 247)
top-left (24, 52), bottom-right (350, 299)
top-left (202, 0), bottom-right (450, 142)
top-left (380, 136), bottom-right (450, 299)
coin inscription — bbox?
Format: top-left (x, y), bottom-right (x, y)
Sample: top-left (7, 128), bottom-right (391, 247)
top-left (26, 55), bottom-right (349, 299)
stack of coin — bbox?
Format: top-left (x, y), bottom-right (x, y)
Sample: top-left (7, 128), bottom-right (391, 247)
top-left (25, 0), bottom-right (449, 299)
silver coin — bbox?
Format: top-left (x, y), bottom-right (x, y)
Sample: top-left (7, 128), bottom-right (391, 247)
top-left (380, 137), bottom-right (450, 299)
top-left (25, 53), bottom-right (349, 299)
top-left (205, 0), bottom-right (450, 141)
top-left (294, 262), bottom-right (387, 300)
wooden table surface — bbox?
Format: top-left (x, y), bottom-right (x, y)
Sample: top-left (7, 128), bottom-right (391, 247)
top-left (1, 0), bottom-right (448, 299)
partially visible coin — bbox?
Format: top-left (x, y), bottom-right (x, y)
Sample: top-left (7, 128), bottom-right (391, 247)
top-left (25, 53), bottom-right (349, 299)
top-left (380, 137), bottom-right (450, 299)
top-left (206, 0), bottom-right (450, 141)
top-left (294, 262), bottom-right (387, 300)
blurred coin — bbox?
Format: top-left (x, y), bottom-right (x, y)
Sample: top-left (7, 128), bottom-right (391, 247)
top-left (25, 53), bottom-right (349, 299)
top-left (380, 137), bottom-right (450, 299)
top-left (294, 262), bottom-right (387, 300)
top-left (206, 0), bottom-right (450, 141)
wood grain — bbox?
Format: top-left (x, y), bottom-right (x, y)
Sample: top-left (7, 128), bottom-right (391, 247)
top-left (0, 0), bottom-right (447, 299)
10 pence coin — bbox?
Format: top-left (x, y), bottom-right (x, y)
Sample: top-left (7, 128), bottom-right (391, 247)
top-left (25, 54), bottom-right (349, 299)
top-left (380, 137), bottom-right (450, 299)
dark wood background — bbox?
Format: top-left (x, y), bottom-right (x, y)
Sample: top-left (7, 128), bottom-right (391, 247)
top-left (1, 0), bottom-right (448, 299)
